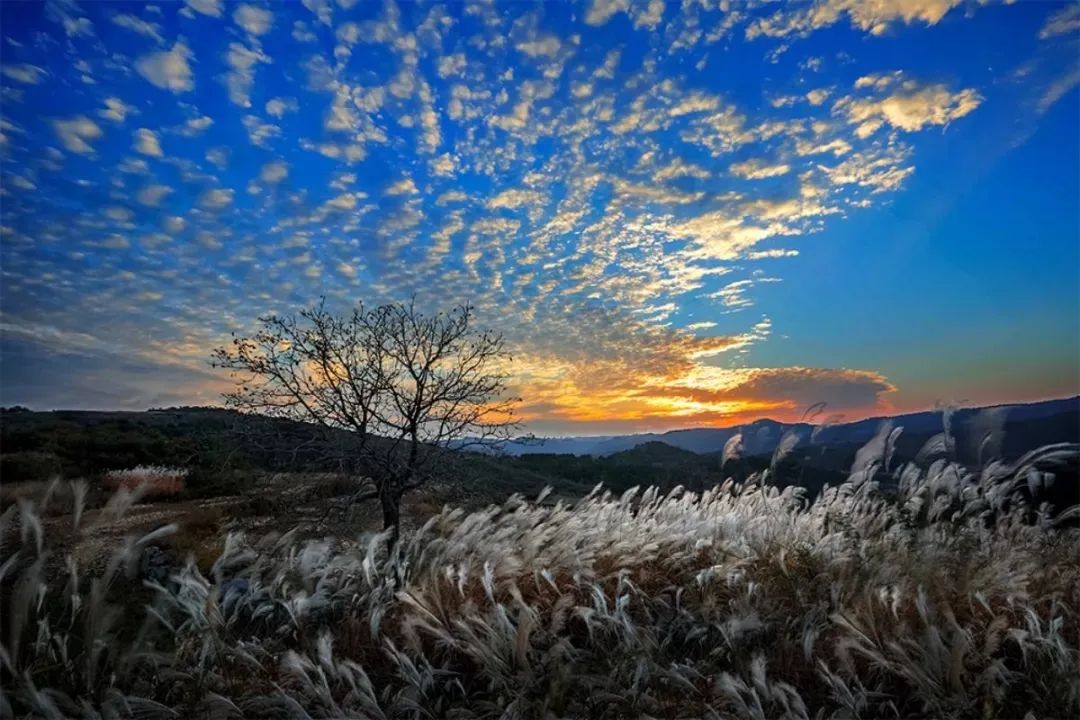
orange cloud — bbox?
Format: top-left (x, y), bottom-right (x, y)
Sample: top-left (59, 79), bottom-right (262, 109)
top-left (509, 340), bottom-right (896, 433)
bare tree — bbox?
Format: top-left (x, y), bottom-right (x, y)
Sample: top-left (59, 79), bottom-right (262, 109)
top-left (211, 299), bottom-right (521, 542)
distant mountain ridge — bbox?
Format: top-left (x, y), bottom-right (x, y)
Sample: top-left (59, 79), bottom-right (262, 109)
top-left (498, 397), bottom-right (1080, 458)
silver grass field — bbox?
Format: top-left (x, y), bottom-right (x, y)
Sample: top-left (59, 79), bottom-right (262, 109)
top-left (1, 433), bottom-right (1078, 719)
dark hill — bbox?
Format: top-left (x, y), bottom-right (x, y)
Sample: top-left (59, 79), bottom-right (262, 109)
top-left (498, 397), bottom-right (1079, 460)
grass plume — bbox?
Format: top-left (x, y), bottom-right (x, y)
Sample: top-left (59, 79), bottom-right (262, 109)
top-left (1, 435), bottom-right (1077, 718)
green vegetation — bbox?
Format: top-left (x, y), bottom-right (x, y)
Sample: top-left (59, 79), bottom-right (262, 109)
top-left (0, 407), bottom-right (244, 482)
top-left (0, 407), bottom-right (595, 503)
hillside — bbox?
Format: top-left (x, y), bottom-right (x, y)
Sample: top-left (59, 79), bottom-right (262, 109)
top-left (0, 406), bottom-right (590, 502)
top-left (500, 396), bottom-right (1080, 460)
top-left (3, 400), bottom-right (1076, 521)
top-left (4, 399), bottom-right (1076, 504)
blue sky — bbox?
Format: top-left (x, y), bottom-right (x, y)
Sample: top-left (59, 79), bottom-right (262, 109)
top-left (0, 0), bottom-right (1077, 434)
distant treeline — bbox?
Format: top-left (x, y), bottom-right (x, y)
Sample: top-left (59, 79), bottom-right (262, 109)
top-left (0, 407), bottom-right (358, 488)
top-left (2, 406), bottom-right (1075, 512)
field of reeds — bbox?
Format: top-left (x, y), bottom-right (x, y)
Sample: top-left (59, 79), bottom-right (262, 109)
top-left (101, 465), bottom-right (188, 499)
top-left (1, 434), bottom-right (1078, 719)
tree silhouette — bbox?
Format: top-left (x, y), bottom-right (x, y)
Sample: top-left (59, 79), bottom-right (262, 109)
top-left (212, 298), bottom-right (520, 542)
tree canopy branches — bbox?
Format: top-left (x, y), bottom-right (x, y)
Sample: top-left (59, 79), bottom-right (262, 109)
top-left (212, 298), bottom-right (521, 536)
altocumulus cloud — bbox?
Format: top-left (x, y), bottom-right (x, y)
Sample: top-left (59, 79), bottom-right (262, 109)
top-left (0, 0), bottom-right (1070, 430)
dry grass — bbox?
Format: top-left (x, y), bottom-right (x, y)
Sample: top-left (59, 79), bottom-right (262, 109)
top-left (101, 465), bottom-right (187, 500)
top-left (164, 506), bottom-right (227, 575)
top-left (0, 479), bottom-right (54, 510)
top-left (1, 437), bottom-right (1077, 719)
top-left (0, 477), bottom-right (87, 516)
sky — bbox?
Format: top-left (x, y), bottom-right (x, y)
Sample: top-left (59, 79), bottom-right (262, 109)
top-left (0, 0), bottom-right (1077, 436)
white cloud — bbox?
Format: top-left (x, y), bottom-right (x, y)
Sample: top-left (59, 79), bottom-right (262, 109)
top-left (436, 190), bottom-right (468, 205)
top-left (137, 184), bottom-right (172, 206)
top-left (417, 81), bottom-right (441, 153)
top-left (303, 0), bottom-right (333, 25)
top-left (200, 188), bottom-right (234, 208)
top-left (184, 0), bottom-right (222, 17)
top-left (233, 4), bottom-right (273, 36)
top-left (1039, 4), bottom-right (1080, 39)
top-left (655, 159), bottom-right (710, 181)
top-left (205, 147), bottom-right (229, 169)
top-left (853, 73), bottom-right (900, 91)
top-left (431, 153), bottom-right (455, 176)
top-left (98, 97), bottom-right (134, 123)
top-left (260, 161), bottom-right (288, 183)
top-left (105, 206), bottom-right (134, 223)
top-left (488, 188), bottom-right (543, 210)
top-left (265, 96), bottom-right (298, 117)
top-left (325, 192), bottom-right (359, 210)
top-left (196, 230), bottom-right (223, 251)
top-left (747, 249), bottom-right (800, 260)
top-left (584, 0), bottom-right (664, 30)
top-left (301, 139), bottom-right (366, 163)
top-left (45, 0), bottom-right (94, 37)
top-left (133, 128), bottom-right (163, 157)
top-left (111, 13), bottom-right (163, 43)
top-left (224, 43), bottom-right (270, 108)
top-left (585, 0), bottom-right (631, 27)
top-left (180, 115), bottom-right (213, 136)
top-left (437, 52), bottom-right (467, 78)
top-left (385, 178), bottom-right (418, 195)
top-left (668, 210), bottom-right (778, 261)
top-left (242, 114), bottom-right (280, 146)
top-left (52, 115), bottom-right (103, 155)
top-left (1037, 67), bottom-right (1080, 115)
top-left (820, 146), bottom-right (914, 193)
top-left (634, 0), bottom-right (665, 30)
top-left (516, 36), bottom-right (562, 58)
top-left (706, 279), bottom-right (760, 310)
top-left (293, 20), bottom-right (317, 42)
top-left (834, 80), bottom-right (982, 138)
top-left (730, 158), bottom-right (791, 180)
top-left (748, 0), bottom-right (964, 40)
top-left (7, 174), bottom-right (36, 190)
top-left (135, 41), bottom-right (194, 93)
top-left (1, 64), bottom-right (47, 84)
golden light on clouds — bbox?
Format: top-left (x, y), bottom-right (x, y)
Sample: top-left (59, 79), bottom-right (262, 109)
top-left (508, 342), bottom-right (897, 433)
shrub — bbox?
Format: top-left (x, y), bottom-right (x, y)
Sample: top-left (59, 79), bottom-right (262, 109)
top-left (182, 466), bottom-right (259, 499)
top-left (0, 451), bottom-right (63, 484)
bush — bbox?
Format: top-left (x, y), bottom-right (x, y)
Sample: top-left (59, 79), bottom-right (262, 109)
top-left (182, 466), bottom-right (258, 498)
top-left (0, 451), bottom-right (63, 483)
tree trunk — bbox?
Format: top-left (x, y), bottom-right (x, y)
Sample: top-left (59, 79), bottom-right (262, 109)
top-left (380, 490), bottom-right (401, 546)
